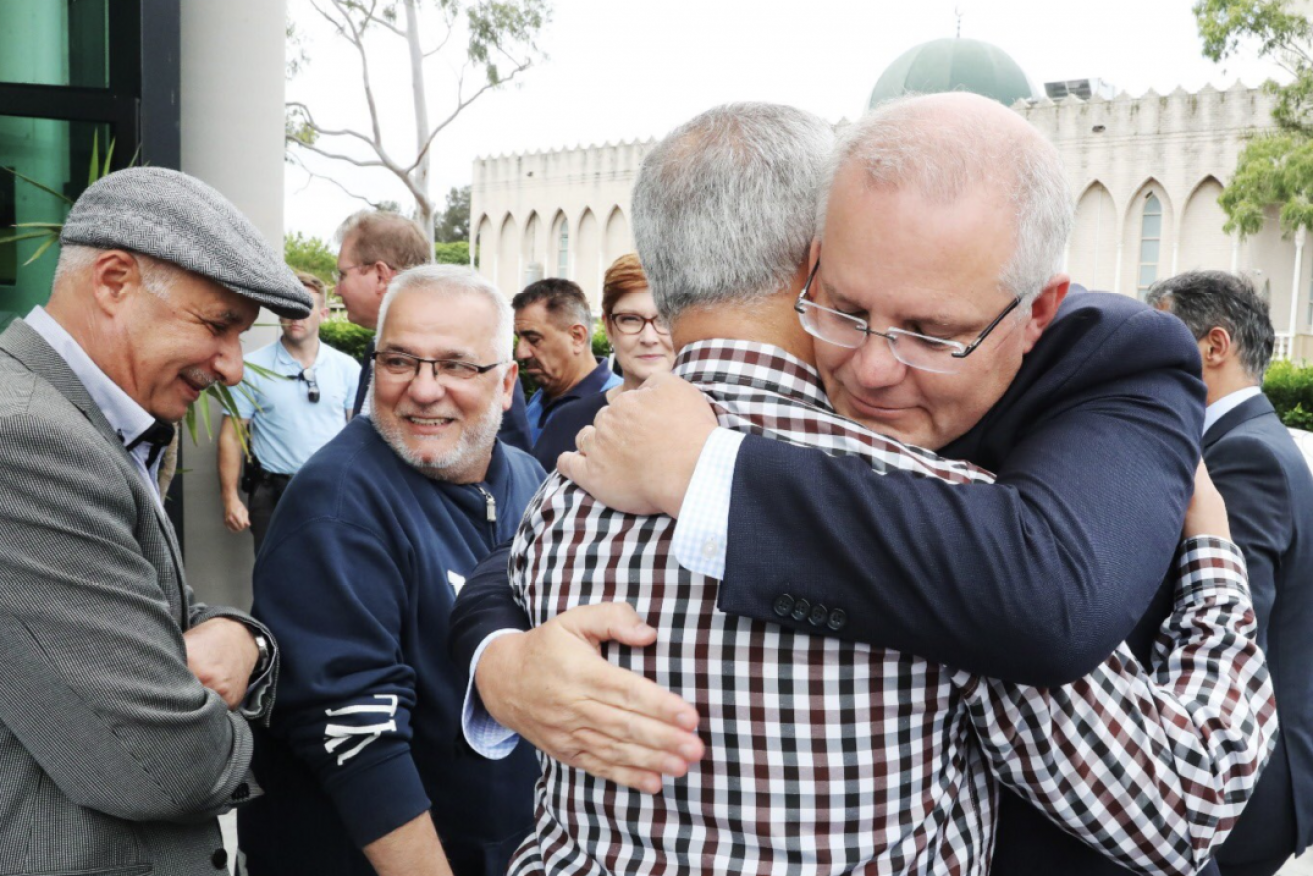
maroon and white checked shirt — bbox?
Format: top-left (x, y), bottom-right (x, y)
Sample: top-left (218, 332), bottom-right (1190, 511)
top-left (506, 340), bottom-right (1275, 876)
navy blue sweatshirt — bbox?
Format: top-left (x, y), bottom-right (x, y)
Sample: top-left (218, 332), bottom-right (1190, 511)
top-left (239, 417), bottom-right (545, 876)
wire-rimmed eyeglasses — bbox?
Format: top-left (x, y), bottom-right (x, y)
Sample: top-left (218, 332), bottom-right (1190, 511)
top-left (794, 260), bottom-right (1021, 375)
top-left (372, 350), bottom-right (505, 382)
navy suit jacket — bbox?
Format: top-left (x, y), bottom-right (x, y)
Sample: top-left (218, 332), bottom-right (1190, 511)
top-left (448, 290), bottom-right (1210, 875)
top-left (1208, 394), bottom-right (1313, 867)
top-left (724, 291), bottom-right (1209, 876)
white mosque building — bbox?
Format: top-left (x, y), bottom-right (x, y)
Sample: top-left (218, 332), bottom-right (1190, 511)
top-left (471, 37), bottom-right (1312, 362)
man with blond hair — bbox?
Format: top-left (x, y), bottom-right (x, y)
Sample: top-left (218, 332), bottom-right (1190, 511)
top-left (335, 209), bottom-right (532, 449)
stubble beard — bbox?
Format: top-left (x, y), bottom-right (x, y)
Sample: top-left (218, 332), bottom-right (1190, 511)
top-left (372, 390), bottom-right (505, 483)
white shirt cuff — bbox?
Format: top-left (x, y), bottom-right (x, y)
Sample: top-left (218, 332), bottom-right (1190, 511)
top-left (461, 629), bottom-right (523, 759)
top-left (671, 427), bottom-right (744, 580)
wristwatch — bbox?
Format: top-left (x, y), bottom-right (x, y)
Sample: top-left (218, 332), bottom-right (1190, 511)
top-left (253, 632), bottom-right (272, 675)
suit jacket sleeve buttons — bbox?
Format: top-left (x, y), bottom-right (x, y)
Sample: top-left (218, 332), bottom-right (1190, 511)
top-left (773, 594), bottom-right (795, 618)
top-left (212, 848), bottom-right (229, 870)
top-left (808, 604), bottom-right (828, 627)
top-left (790, 598), bottom-right (811, 622)
top-left (827, 608), bottom-right (847, 631)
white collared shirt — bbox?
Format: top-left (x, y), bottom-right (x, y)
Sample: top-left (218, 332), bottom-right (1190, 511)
top-left (24, 307), bottom-right (165, 503)
top-left (1203, 385), bottom-right (1263, 438)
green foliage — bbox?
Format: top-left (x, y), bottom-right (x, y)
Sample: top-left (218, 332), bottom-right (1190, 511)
top-left (592, 323), bottom-right (612, 358)
top-left (466, 0), bottom-right (550, 85)
top-left (284, 232), bottom-right (337, 287)
top-left (434, 240), bottom-right (470, 264)
top-left (1263, 358), bottom-right (1313, 426)
top-left (434, 185), bottom-right (471, 242)
top-left (320, 317), bottom-right (376, 361)
top-left (1194, 0), bottom-right (1313, 236)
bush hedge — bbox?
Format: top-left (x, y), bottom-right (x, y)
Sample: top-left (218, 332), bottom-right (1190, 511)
top-left (319, 318), bottom-right (375, 361)
top-left (1265, 360), bottom-right (1313, 430)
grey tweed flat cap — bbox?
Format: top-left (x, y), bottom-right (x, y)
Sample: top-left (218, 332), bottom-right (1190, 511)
top-left (60, 167), bottom-right (313, 318)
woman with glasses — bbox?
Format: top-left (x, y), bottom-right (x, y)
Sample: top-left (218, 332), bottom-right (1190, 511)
top-left (532, 254), bottom-right (675, 469)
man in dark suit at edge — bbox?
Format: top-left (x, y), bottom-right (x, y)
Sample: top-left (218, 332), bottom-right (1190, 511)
top-left (1150, 271), bottom-right (1313, 876)
top-left (452, 94), bottom-right (1238, 875)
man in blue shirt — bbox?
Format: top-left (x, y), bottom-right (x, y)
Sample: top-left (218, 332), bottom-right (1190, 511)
top-left (513, 278), bottom-right (620, 445)
top-left (239, 265), bottom-right (544, 876)
top-left (218, 271), bottom-right (361, 551)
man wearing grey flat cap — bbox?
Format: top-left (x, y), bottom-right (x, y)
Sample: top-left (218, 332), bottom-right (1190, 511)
top-left (0, 166), bottom-right (312, 875)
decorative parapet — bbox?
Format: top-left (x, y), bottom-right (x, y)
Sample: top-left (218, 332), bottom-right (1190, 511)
top-left (473, 138), bottom-right (658, 188)
top-left (1014, 81), bottom-right (1280, 142)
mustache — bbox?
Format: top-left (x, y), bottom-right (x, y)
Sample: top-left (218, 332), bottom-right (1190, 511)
top-left (182, 367), bottom-right (219, 391)
top-left (397, 404), bottom-right (461, 421)
top-left (517, 357), bottom-right (542, 371)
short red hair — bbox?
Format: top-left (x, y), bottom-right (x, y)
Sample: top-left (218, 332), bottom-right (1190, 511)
top-left (601, 253), bottom-right (648, 317)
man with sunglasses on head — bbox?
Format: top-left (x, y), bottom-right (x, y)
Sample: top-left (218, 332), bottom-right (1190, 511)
top-left (218, 271), bottom-right (361, 552)
top-left (239, 265), bottom-right (543, 876)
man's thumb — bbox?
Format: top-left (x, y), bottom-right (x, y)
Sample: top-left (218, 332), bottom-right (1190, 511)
top-left (572, 602), bottom-right (657, 648)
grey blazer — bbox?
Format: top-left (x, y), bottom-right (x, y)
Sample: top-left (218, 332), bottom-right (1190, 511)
top-left (0, 319), bottom-right (261, 876)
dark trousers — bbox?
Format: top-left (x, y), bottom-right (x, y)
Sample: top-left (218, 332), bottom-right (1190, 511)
top-left (1216, 858), bottom-right (1291, 876)
top-left (247, 475), bottom-right (291, 553)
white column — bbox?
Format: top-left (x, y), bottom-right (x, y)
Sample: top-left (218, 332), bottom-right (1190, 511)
top-left (178, 0), bottom-right (288, 611)
top-left (1292, 227), bottom-right (1307, 335)
top-left (1113, 240), bottom-right (1124, 297)
top-left (1232, 236), bottom-right (1242, 273)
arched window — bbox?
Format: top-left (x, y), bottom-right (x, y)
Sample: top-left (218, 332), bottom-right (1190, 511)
top-left (1137, 192), bottom-right (1162, 299)
top-left (556, 221), bottom-right (569, 278)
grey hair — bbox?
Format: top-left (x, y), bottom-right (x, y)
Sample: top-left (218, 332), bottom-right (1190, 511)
top-left (53, 243), bottom-right (181, 299)
top-left (377, 264), bottom-right (513, 362)
top-left (632, 102), bottom-right (834, 322)
top-left (1146, 270), bottom-right (1275, 381)
top-left (818, 95), bottom-right (1073, 304)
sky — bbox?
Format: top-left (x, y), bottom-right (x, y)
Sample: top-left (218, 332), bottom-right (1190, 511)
top-left (283, 0), bottom-right (1292, 241)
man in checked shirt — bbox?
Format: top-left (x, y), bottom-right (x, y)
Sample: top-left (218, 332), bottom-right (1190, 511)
top-left (457, 101), bottom-right (1276, 875)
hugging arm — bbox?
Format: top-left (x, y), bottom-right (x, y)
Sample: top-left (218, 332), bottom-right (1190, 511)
top-left (719, 306), bottom-right (1205, 685)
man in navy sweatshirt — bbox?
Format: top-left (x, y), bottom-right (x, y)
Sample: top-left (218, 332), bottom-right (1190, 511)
top-left (238, 265), bottom-right (545, 876)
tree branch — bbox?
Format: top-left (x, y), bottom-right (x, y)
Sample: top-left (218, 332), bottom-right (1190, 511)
top-left (355, 0), bottom-right (407, 39)
top-left (288, 153), bottom-right (389, 208)
top-left (288, 139), bottom-right (390, 169)
top-left (329, 0), bottom-right (392, 163)
top-left (421, 6), bottom-right (458, 58)
top-left (287, 101), bottom-right (387, 150)
top-left (406, 60), bottom-right (530, 174)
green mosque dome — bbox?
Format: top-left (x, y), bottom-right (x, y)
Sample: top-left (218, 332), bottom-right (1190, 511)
top-left (868, 38), bottom-right (1038, 108)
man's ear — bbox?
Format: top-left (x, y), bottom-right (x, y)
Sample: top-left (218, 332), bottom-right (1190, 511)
top-left (570, 322), bottom-right (591, 350)
top-left (1201, 326), bottom-right (1233, 367)
top-left (374, 263), bottom-right (396, 296)
top-left (1019, 273), bottom-right (1070, 354)
top-left (89, 250), bottom-right (142, 317)
top-left (501, 362), bottom-right (519, 411)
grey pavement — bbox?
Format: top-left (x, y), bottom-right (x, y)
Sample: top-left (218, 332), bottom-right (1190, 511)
top-left (1285, 849), bottom-right (1313, 876)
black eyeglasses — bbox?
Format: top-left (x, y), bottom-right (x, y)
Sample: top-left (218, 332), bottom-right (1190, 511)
top-left (298, 368), bottom-right (320, 403)
top-left (372, 350), bottom-right (505, 382)
top-left (794, 259), bottom-right (1022, 374)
